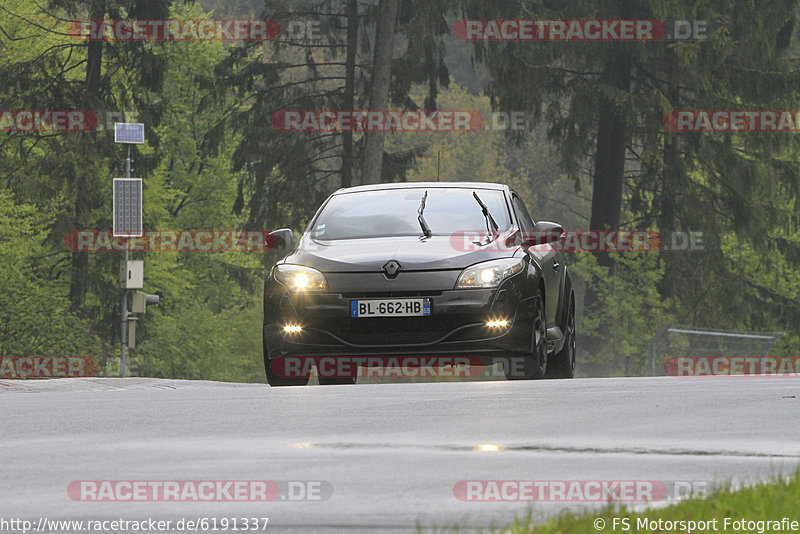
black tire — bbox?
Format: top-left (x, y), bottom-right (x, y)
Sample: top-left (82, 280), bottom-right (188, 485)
top-left (265, 360), bottom-right (309, 386)
top-left (264, 333), bottom-right (309, 386)
top-left (504, 291), bottom-right (547, 380)
top-left (318, 374), bottom-right (357, 385)
top-left (546, 297), bottom-right (575, 379)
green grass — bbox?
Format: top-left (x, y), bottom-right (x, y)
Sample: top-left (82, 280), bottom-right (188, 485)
top-left (504, 472), bottom-right (800, 533)
top-left (419, 472), bottom-right (800, 533)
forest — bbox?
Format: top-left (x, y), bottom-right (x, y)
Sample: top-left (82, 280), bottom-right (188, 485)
top-left (2, 0), bottom-right (799, 381)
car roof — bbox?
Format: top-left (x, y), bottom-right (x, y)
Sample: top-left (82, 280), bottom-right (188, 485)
top-left (332, 181), bottom-right (510, 195)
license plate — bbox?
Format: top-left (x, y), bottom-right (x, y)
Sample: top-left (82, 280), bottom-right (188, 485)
top-left (350, 298), bottom-right (431, 318)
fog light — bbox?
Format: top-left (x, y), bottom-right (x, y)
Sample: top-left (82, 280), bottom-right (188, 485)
top-left (486, 319), bottom-right (509, 328)
top-left (283, 325), bottom-right (302, 334)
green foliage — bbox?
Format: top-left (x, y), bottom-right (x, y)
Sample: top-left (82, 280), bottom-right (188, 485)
top-left (569, 252), bottom-right (672, 376)
top-left (1, 0), bottom-right (799, 382)
top-left (386, 82), bottom-right (560, 210)
top-left (0, 1), bottom-right (266, 380)
top-left (459, 0), bottom-right (800, 362)
top-left (136, 291), bottom-right (264, 383)
top-left (123, 2), bottom-right (267, 381)
top-left (500, 471), bottom-right (800, 534)
top-left (0, 189), bottom-right (109, 361)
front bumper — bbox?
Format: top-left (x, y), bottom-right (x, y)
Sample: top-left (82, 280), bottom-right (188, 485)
top-left (263, 271), bottom-right (535, 360)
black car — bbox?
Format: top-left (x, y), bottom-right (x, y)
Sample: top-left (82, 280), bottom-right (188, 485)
top-left (262, 182), bottom-right (575, 386)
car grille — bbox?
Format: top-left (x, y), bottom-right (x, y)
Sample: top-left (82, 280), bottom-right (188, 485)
top-left (321, 316), bottom-right (482, 346)
top-left (339, 290), bottom-right (443, 298)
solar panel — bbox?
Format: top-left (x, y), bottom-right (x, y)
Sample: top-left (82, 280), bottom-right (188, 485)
top-left (113, 178), bottom-right (143, 237)
top-left (114, 122), bottom-right (145, 144)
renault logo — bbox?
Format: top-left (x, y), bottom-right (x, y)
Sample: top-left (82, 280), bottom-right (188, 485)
top-left (382, 260), bottom-right (401, 278)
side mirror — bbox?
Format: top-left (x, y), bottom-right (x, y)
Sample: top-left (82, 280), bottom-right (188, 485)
top-left (522, 221), bottom-right (564, 247)
top-left (266, 228), bottom-right (295, 251)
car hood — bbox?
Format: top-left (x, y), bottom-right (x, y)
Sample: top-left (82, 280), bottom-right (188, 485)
top-left (282, 232), bottom-right (519, 272)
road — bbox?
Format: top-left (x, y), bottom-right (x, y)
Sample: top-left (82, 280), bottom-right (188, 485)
top-left (1, 376), bottom-right (798, 533)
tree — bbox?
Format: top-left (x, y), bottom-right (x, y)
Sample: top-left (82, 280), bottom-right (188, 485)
top-left (360, 0), bottom-right (398, 183)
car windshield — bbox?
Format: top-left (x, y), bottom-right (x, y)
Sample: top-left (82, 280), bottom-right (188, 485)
top-left (310, 187), bottom-right (512, 240)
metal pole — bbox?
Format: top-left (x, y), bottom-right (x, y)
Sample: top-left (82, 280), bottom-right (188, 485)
top-left (121, 246), bottom-right (128, 377)
top-left (648, 323), bottom-right (672, 376)
top-left (120, 146), bottom-right (131, 378)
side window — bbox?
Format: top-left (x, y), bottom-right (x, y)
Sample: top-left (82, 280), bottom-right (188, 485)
top-left (511, 195), bottom-right (535, 234)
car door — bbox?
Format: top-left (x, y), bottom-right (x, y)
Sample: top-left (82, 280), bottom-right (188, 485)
top-left (510, 193), bottom-right (562, 326)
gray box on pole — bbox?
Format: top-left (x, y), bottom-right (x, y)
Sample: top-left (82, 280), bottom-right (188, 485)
top-left (131, 291), bottom-right (146, 313)
top-left (127, 318), bottom-right (137, 348)
top-left (120, 260), bottom-right (144, 289)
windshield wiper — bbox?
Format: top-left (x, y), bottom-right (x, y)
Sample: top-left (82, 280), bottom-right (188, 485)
top-left (472, 191), bottom-right (499, 242)
top-left (417, 190), bottom-right (432, 239)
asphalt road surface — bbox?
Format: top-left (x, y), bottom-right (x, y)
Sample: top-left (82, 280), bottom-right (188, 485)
top-left (1, 376), bottom-right (799, 533)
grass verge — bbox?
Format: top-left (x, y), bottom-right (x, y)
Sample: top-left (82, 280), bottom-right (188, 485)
top-left (502, 472), bottom-right (800, 533)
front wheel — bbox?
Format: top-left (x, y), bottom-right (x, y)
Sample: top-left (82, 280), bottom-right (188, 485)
top-left (264, 333), bottom-right (309, 386)
top-left (265, 357), bottom-right (310, 386)
top-left (504, 292), bottom-right (547, 380)
top-left (546, 298), bottom-right (575, 379)
top-left (318, 374), bottom-right (357, 385)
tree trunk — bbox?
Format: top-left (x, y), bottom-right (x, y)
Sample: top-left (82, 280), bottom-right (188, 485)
top-left (69, 0), bottom-right (105, 313)
top-left (583, 49), bottom-right (632, 325)
top-left (657, 76), bottom-right (683, 299)
top-left (589, 50), bottom-right (632, 270)
top-left (360, 0), bottom-right (398, 184)
top-left (341, 0), bottom-right (359, 188)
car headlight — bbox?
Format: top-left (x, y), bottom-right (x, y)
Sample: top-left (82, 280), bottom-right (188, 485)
top-left (455, 258), bottom-right (525, 289)
top-left (274, 264), bottom-right (328, 292)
